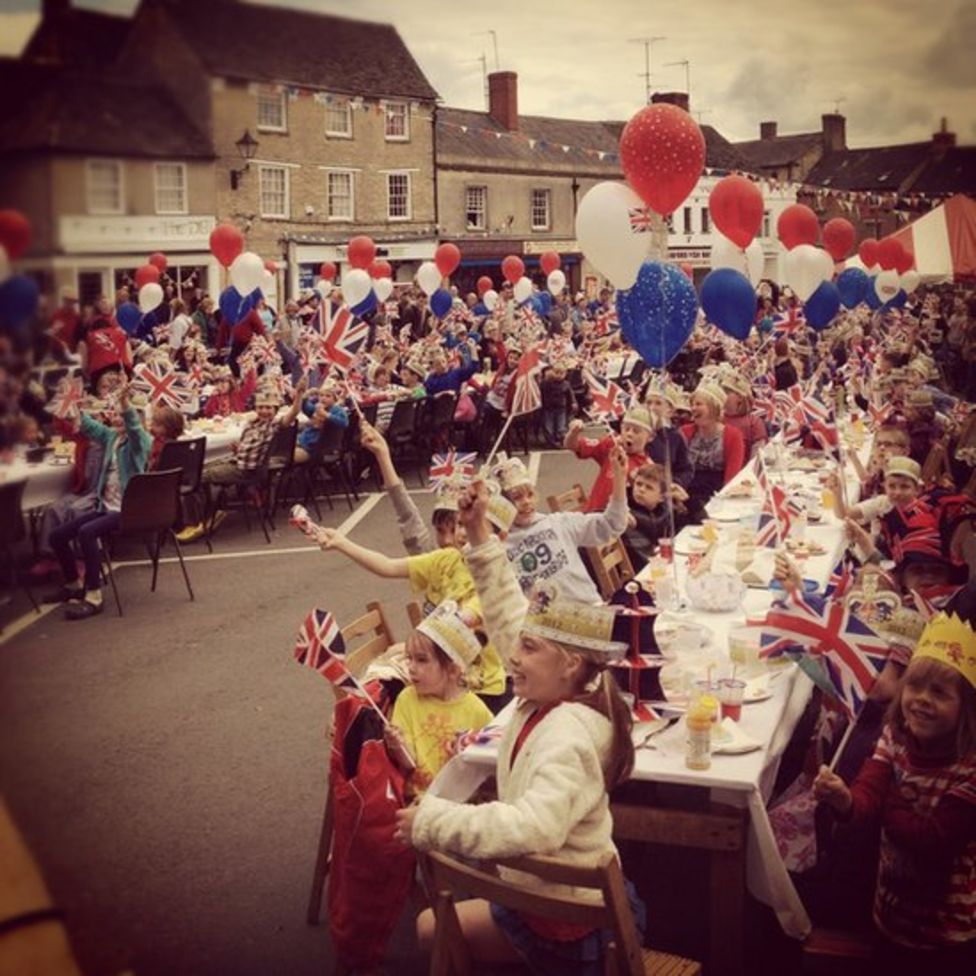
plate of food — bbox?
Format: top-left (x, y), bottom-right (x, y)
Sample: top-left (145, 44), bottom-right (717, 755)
top-left (742, 674), bottom-right (774, 703)
top-left (784, 539), bottom-right (826, 557)
top-left (724, 479), bottom-right (756, 499)
top-left (711, 719), bottom-right (762, 754)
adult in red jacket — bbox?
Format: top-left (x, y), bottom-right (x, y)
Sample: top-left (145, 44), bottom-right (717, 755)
top-left (218, 307), bottom-right (267, 378)
top-left (680, 380), bottom-right (745, 522)
top-left (78, 297), bottom-right (132, 386)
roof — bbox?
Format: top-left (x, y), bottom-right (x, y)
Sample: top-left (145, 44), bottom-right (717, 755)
top-left (910, 148), bottom-right (976, 195)
top-left (805, 142), bottom-right (932, 191)
top-left (21, 5), bottom-right (131, 70)
top-left (0, 59), bottom-right (212, 159)
top-left (733, 132), bottom-right (823, 169)
top-left (700, 125), bottom-right (750, 171)
top-left (153, 0), bottom-right (438, 101)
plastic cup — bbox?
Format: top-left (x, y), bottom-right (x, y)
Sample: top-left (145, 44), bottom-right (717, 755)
top-left (658, 537), bottom-right (673, 562)
top-left (719, 679), bottom-right (746, 721)
top-left (728, 626), bottom-right (760, 667)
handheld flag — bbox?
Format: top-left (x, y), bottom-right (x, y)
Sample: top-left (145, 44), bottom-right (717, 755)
top-left (49, 376), bottom-right (84, 421)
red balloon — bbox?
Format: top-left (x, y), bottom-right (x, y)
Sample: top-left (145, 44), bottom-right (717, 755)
top-left (539, 251), bottom-right (561, 276)
top-left (209, 223), bottom-right (244, 268)
top-left (368, 259), bottom-right (392, 279)
top-left (877, 237), bottom-right (904, 272)
top-left (821, 218), bottom-right (856, 263)
top-left (858, 238), bottom-right (879, 268)
top-left (894, 245), bottom-right (914, 275)
top-left (0, 209), bottom-right (31, 260)
top-left (708, 175), bottom-right (764, 249)
top-left (680, 262), bottom-right (694, 281)
top-left (148, 251), bottom-right (168, 272)
top-left (501, 255), bottom-right (524, 285)
top-left (319, 261), bottom-right (337, 281)
top-left (619, 103), bottom-right (706, 216)
top-left (347, 236), bottom-right (376, 270)
top-left (777, 204), bottom-right (819, 251)
top-left (264, 260), bottom-right (277, 274)
top-left (434, 242), bottom-right (461, 277)
top-left (476, 275), bottom-right (493, 296)
top-left (135, 264), bottom-right (160, 288)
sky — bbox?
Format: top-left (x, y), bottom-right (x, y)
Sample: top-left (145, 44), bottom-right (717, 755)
top-left (2, 0), bottom-right (974, 148)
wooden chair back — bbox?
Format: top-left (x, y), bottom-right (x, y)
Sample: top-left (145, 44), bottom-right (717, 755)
top-left (341, 600), bottom-right (397, 680)
top-left (547, 484), bottom-right (587, 514)
top-left (405, 600), bottom-right (424, 630)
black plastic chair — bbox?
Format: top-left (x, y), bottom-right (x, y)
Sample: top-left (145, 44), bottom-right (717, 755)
top-left (100, 468), bottom-right (194, 616)
top-left (0, 480), bottom-right (39, 616)
top-left (158, 436), bottom-right (207, 495)
top-left (301, 421), bottom-right (356, 516)
top-left (419, 391), bottom-right (457, 473)
top-left (265, 421), bottom-right (300, 525)
top-left (385, 398), bottom-right (420, 484)
top-left (203, 434), bottom-right (277, 551)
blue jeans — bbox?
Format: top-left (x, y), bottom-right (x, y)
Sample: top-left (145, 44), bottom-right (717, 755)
top-left (48, 509), bottom-right (121, 591)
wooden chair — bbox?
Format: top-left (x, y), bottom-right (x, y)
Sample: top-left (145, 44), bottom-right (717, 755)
top-left (419, 848), bottom-right (701, 976)
top-left (405, 599), bottom-right (424, 629)
top-left (306, 600), bottom-right (398, 926)
top-left (919, 434), bottom-right (953, 487)
top-left (547, 486), bottom-right (636, 601)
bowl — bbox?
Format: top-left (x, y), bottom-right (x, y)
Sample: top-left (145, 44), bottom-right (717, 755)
top-left (685, 572), bottom-right (747, 613)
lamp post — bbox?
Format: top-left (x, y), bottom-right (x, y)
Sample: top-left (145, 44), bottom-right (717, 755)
top-left (230, 129), bottom-right (259, 190)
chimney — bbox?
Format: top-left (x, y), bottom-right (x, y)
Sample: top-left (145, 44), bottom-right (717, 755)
top-left (488, 71), bottom-right (518, 131)
top-left (651, 91), bottom-right (690, 113)
top-left (932, 117), bottom-right (956, 153)
top-left (821, 113), bottom-right (846, 152)
top-left (760, 121), bottom-right (777, 140)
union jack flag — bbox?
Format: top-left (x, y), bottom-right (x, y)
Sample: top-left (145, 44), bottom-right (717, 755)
top-left (296, 327), bottom-right (327, 373)
top-left (49, 376), bottom-right (85, 420)
top-left (867, 401), bottom-right (893, 429)
top-left (293, 607), bottom-right (365, 696)
top-left (584, 370), bottom-right (630, 423)
top-left (131, 362), bottom-right (196, 412)
top-left (428, 449), bottom-right (478, 490)
top-left (456, 724), bottom-right (505, 752)
top-left (758, 590), bottom-right (889, 717)
top-left (238, 334), bottom-right (281, 373)
top-left (628, 206), bottom-right (656, 233)
top-left (633, 701), bottom-right (667, 724)
top-left (756, 483), bottom-right (792, 548)
top-left (801, 392), bottom-right (840, 457)
top-left (774, 384), bottom-right (805, 430)
top-left (910, 584), bottom-right (963, 621)
top-left (186, 363), bottom-right (207, 389)
top-left (319, 301), bottom-right (369, 372)
top-left (510, 343), bottom-right (544, 416)
top-left (288, 503), bottom-right (320, 541)
top-left (824, 552), bottom-right (857, 600)
top-left (595, 308), bottom-right (619, 336)
top-left (772, 309), bottom-right (805, 336)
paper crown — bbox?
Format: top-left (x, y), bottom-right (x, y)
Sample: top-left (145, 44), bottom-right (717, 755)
top-left (874, 606), bottom-right (927, 667)
top-left (484, 482), bottom-right (517, 533)
top-left (212, 365), bottom-right (233, 380)
top-left (490, 453), bottom-right (534, 493)
top-left (402, 359), bottom-right (427, 380)
top-left (432, 477), bottom-right (465, 513)
top-left (884, 456), bottom-right (922, 483)
top-left (693, 381), bottom-right (727, 410)
top-left (254, 388), bottom-right (282, 407)
top-left (644, 379), bottom-right (683, 409)
top-left (914, 611), bottom-right (976, 689)
top-left (522, 584), bottom-right (628, 657)
top-left (907, 388), bottom-right (934, 408)
top-left (416, 600), bottom-right (483, 671)
top-left (907, 357), bottom-right (934, 379)
top-left (719, 371), bottom-right (751, 398)
top-left (622, 404), bottom-right (654, 432)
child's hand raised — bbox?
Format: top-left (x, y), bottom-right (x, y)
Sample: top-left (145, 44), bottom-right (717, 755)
top-left (457, 480), bottom-right (491, 545)
top-left (316, 527), bottom-right (345, 551)
top-left (844, 517), bottom-right (873, 554)
top-left (812, 764), bottom-right (852, 814)
top-left (359, 420), bottom-right (388, 456)
top-left (609, 441), bottom-right (629, 476)
top-left (773, 551), bottom-right (802, 593)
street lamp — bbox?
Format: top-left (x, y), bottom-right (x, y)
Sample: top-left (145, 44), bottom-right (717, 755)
top-left (230, 129), bottom-right (259, 190)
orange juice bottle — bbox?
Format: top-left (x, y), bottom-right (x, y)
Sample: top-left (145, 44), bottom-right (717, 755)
top-left (685, 703), bottom-right (713, 770)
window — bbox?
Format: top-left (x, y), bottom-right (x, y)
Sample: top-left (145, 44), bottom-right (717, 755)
top-left (325, 97), bottom-right (352, 137)
top-left (683, 206), bottom-right (692, 234)
top-left (531, 188), bottom-right (551, 231)
top-left (387, 172), bottom-right (411, 220)
top-left (259, 165), bottom-right (288, 218)
top-left (154, 162), bottom-right (187, 214)
top-left (466, 186), bottom-right (487, 230)
top-left (700, 207), bottom-right (710, 234)
top-left (86, 160), bottom-right (123, 214)
top-left (257, 87), bottom-right (286, 131)
top-left (78, 271), bottom-right (105, 308)
top-left (327, 171), bottom-right (354, 221)
top-left (763, 210), bottom-right (771, 239)
top-left (384, 101), bottom-right (409, 140)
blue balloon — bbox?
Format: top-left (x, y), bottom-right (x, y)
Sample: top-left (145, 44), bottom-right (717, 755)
top-left (0, 274), bottom-right (39, 327)
top-left (117, 302), bottom-right (142, 334)
top-left (617, 261), bottom-right (699, 368)
top-left (700, 268), bottom-right (755, 341)
top-left (836, 267), bottom-right (868, 309)
top-left (472, 302), bottom-right (489, 317)
top-left (863, 277), bottom-right (882, 310)
top-left (219, 286), bottom-right (255, 325)
top-left (536, 291), bottom-right (553, 315)
top-left (429, 288), bottom-right (452, 319)
top-left (351, 290), bottom-right (377, 316)
top-left (804, 281), bottom-right (841, 330)
top-left (885, 289), bottom-right (908, 310)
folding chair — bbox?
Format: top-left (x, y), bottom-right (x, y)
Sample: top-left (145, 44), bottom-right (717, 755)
top-left (262, 421), bottom-right (299, 526)
top-left (306, 600), bottom-right (398, 926)
top-left (203, 435), bottom-right (277, 551)
top-left (158, 435), bottom-right (207, 525)
top-left (301, 421), bottom-right (356, 517)
top-left (385, 398), bottom-right (421, 486)
top-left (547, 485), bottom-right (635, 600)
top-left (0, 481), bottom-right (40, 616)
top-left (419, 848), bottom-right (701, 976)
top-left (101, 468), bottom-right (195, 616)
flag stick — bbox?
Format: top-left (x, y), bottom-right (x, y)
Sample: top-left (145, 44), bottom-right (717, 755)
top-left (827, 711), bottom-right (859, 773)
top-left (484, 411), bottom-right (516, 470)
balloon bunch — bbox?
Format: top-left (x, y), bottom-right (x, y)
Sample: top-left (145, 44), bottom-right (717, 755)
top-left (416, 242), bottom-right (463, 319)
top-left (855, 236), bottom-right (918, 308)
top-left (0, 210), bottom-right (40, 338)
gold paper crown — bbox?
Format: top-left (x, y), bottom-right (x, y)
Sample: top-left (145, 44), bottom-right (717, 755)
top-left (719, 371), bottom-right (751, 398)
top-left (875, 606), bottom-right (927, 667)
top-left (432, 476), bottom-right (465, 513)
top-left (485, 484), bottom-right (517, 533)
top-left (490, 453), bottom-right (534, 493)
top-left (644, 379), bottom-right (682, 409)
top-left (416, 600), bottom-right (483, 671)
top-left (694, 381), bottom-right (727, 410)
top-left (523, 584), bottom-right (627, 657)
top-left (622, 404), bottom-right (654, 431)
top-left (914, 612), bottom-right (976, 689)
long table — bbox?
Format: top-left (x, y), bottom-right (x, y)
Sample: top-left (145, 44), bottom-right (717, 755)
top-left (429, 441), bottom-right (865, 973)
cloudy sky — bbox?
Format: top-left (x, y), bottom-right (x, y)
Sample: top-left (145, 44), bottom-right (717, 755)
top-left (3, 0), bottom-right (974, 147)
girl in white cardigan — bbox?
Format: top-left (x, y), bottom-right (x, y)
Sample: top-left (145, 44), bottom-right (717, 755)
top-left (394, 481), bottom-right (644, 974)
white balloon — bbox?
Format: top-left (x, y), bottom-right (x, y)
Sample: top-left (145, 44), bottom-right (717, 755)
top-left (874, 269), bottom-right (900, 303)
top-left (513, 276), bottom-right (533, 303)
top-left (315, 279), bottom-right (332, 299)
top-left (483, 289), bottom-right (499, 311)
top-left (710, 233), bottom-right (748, 275)
top-left (342, 268), bottom-right (372, 307)
top-left (547, 269), bottom-right (566, 296)
top-left (0, 244), bottom-right (9, 284)
top-left (138, 282), bottom-right (163, 313)
top-left (745, 240), bottom-right (765, 286)
top-left (784, 244), bottom-right (833, 301)
top-left (899, 269), bottom-right (921, 295)
top-left (374, 276), bottom-right (394, 302)
top-left (575, 181), bottom-right (650, 289)
top-left (416, 260), bottom-right (442, 296)
top-left (229, 251), bottom-right (265, 294)
top-left (259, 269), bottom-right (275, 298)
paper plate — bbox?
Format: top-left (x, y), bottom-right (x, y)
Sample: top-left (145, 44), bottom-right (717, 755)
top-left (769, 578), bottom-right (819, 595)
top-left (742, 675), bottom-right (773, 703)
top-left (711, 719), bottom-right (762, 754)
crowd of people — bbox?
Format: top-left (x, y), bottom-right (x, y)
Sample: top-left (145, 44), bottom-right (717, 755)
top-left (2, 266), bottom-right (976, 971)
